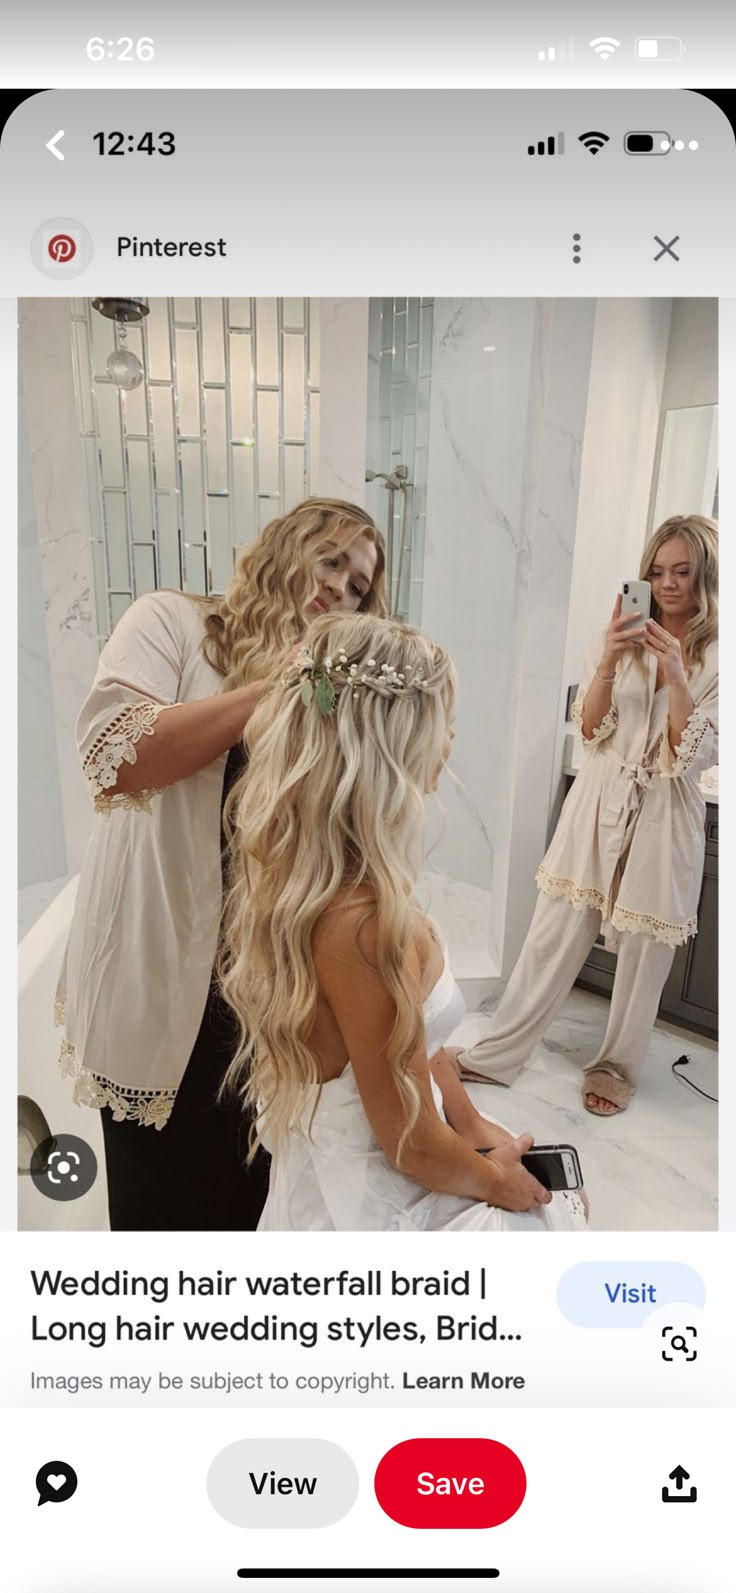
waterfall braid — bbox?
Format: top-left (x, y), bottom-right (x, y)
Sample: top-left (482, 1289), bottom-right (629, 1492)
top-left (220, 612), bottom-right (457, 1162)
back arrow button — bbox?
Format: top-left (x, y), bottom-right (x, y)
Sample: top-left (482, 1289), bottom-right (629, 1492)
top-left (46, 130), bottom-right (65, 161)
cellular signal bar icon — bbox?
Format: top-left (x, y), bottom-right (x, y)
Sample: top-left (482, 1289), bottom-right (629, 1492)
top-left (528, 133), bottom-right (566, 157)
top-left (538, 39), bottom-right (575, 62)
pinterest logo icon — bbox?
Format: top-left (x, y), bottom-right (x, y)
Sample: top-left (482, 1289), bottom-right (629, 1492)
top-left (32, 217), bottom-right (93, 278)
top-left (47, 232), bottom-right (77, 263)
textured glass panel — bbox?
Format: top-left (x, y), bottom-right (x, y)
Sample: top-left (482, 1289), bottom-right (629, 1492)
top-left (256, 390), bottom-right (280, 496)
top-left (174, 328), bottom-right (201, 435)
top-left (150, 386), bottom-right (177, 489)
top-left (71, 319), bottom-right (95, 432)
top-left (228, 298), bottom-right (252, 329)
top-left (145, 299), bottom-right (172, 380)
top-left (207, 495), bottom-right (233, 594)
top-left (90, 309), bottom-right (115, 377)
top-left (96, 385), bottom-right (125, 487)
top-left (283, 445), bottom-right (306, 511)
top-left (127, 439), bottom-right (154, 539)
top-left (390, 383), bottom-right (404, 454)
top-left (283, 297), bottom-right (305, 330)
top-left (120, 327), bottom-right (148, 434)
top-left (379, 350), bottom-right (392, 419)
top-left (416, 377), bottom-right (431, 449)
top-left (71, 298), bottom-right (87, 316)
top-left (381, 300), bottom-right (394, 350)
top-left (230, 332), bottom-right (254, 439)
top-left (308, 391), bottom-right (320, 492)
top-left (256, 300), bottom-right (279, 386)
top-left (402, 415), bottom-right (416, 475)
top-left (174, 298), bottom-right (196, 323)
top-left (282, 333), bottom-right (305, 442)
top-left (90, 540), bottom-right (110, 637)
top-left (419, 304), bottom-right (434, 378)
top-left (201, 298), bottom-right (226, 383)
top-left (408, 577), bottom-right (423, 629)
top-left (308, 300), bottom-right (320, 385)
top-left (258, 496), bottom-right (278, 532)
top-left (183, 543), bottom-right (207, 594)
top-left (204, 388), bottom-right (228, 493)
top-left (232, 446), bottom-right (256, 549)
top-left (407, 298), bottom-right (420, 345)
top-left (156, 494), bottom-right (182, 588)
top-left (103, 493), bottom-right (130, 589)
top-left (393, 310), bottom-right (406, 380)
top-left (82, 436), bottom-right (103, 542)
top-left (404, 343), bottom-right (418, 417)
top-left (110, 592), bottom-right (132, 624)
top-left (180, 442), bottom-right (205, 538)
top-left (133, 543), bottom-right (157, 595)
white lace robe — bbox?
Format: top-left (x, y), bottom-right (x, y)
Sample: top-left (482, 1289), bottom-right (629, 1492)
top-left (56, 591), bottom-right (229, 1128)
top-left (536, 636), bottom-right (718, 948)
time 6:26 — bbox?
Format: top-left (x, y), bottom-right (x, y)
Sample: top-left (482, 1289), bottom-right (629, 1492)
top-left (93, 132), bottom-right (176, 156)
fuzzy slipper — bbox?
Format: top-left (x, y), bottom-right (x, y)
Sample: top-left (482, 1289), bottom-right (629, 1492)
top-left (583, 1068), bottom-right (632, 1115)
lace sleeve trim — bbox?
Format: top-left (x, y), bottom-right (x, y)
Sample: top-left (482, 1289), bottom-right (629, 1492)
top-left (658, 707), bottom-right (711, 778)
top-left (59, 1036), bottom-right (176, 1130)
top-left (82, 700), bottom-right (171, 811)
top-left (571, 696), bottom-right (618, 745)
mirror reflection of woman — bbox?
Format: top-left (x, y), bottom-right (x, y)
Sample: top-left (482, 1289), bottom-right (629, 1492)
top-left (460, 515), bottom-right (718, 1115)
top-left (56, 499), bottom-right (387, 1230)
top-left (221, 613), bottom-right (587, 1231)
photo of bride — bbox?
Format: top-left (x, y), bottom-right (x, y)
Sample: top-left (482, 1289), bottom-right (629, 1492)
top-left (18, 296), bottom-right (719, 1233)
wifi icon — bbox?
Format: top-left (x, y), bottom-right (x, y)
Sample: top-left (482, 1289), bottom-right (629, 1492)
top-left (579, 131), bottom-right (610, 155)
top-left (589, 36), bottom-right (621, 61)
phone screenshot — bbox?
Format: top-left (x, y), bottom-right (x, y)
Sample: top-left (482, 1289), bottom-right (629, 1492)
top-left (2, 10), bottom-right (734, 1590)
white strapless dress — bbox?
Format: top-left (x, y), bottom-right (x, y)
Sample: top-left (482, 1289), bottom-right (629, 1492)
top-left (258, 954), bottom-right (586, 1231)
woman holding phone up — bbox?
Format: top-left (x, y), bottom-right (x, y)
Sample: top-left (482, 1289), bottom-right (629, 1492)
top-left (460, 515), bottom-right (718, 1116)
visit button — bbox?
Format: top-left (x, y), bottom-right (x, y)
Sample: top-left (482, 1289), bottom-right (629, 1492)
top-left (374, 1438), bottom-right (526, 1529)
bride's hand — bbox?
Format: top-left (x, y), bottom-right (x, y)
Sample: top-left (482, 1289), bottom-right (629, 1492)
top-left (485, 1134), bottom-right (552, 1213)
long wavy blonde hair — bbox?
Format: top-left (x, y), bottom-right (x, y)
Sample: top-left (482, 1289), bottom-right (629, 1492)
top-left (191, 498), bottom-right (387, 689)
top-left (220, 612), bottom-right (457, 1161)
top-left (640, 514), bottom-right (718, 667)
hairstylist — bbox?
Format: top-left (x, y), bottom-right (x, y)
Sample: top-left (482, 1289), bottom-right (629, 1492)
top-left (56, 498), bottom-right (387, 1230)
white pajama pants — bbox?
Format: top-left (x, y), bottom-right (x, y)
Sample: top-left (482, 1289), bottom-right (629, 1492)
top-left (462, 890), bottom-right (676, 1091)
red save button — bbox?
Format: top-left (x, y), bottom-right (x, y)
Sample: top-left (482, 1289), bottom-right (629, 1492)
top-left (374, 1438), bottom-right (526, 1529)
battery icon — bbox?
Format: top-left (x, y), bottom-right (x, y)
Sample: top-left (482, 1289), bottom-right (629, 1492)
top-left (635, 37), bottom-right (684, 60)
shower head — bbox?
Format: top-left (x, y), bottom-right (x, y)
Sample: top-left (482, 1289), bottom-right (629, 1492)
top-left (365, 467), bottom-right (410, 490)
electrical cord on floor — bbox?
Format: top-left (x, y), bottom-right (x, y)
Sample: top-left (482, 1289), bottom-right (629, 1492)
top-left (672, 1052), bottom-right (718, 1103)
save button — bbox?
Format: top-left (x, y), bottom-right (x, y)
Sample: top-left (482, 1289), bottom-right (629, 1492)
top-left (374, 1438), bottom-right (526, 1529)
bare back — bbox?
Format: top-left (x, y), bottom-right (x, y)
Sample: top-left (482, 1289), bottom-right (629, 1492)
top-left (309, 890), bottom-right (444, 1083)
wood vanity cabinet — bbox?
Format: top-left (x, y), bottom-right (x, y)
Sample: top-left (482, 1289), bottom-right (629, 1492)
top-left (569, 783), bottom-right (718, 1039)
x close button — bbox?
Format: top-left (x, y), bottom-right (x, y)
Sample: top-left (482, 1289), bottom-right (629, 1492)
top-left (374, 1439), bottom-right (526, 1529)
top-left (654, 234), bottom-right (680, 260)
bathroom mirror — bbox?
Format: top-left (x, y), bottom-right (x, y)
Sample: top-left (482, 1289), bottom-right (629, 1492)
top-left (652, 404), bottom-right (719, 528)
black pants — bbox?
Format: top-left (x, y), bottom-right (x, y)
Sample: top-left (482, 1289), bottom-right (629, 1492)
top-left (101, 984), bottom-right (270, 1231)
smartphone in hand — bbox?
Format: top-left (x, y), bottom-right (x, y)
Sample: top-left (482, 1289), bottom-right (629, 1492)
top-left (521, 1145), bottom-right (583, 1191)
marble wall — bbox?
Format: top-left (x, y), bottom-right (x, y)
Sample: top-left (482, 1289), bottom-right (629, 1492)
top-left (420, 300), bottom-right (595, 973)
top-left (19, 300), bottom-right (99, 879)
top-left (317, 298), bottom-right (370, 505)
top-left (18, 369), bottom-right (68, 888)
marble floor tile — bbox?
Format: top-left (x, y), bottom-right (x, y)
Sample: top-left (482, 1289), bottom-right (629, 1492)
top-left (449, 983), bottom-right (718, 1233)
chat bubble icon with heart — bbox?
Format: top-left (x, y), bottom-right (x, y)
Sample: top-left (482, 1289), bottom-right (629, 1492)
top-left (36, 1461), bottom-right (78, 1506)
